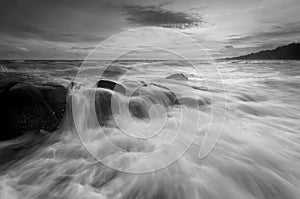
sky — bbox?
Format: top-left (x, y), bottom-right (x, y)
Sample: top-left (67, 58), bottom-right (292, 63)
top-left (0, 0), bottom-right (299, 59)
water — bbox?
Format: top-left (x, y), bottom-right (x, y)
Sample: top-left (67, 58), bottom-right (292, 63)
top-left (0, 60), bottom-right (300, 199)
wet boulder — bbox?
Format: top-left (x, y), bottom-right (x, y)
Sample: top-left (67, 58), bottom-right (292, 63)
top-left (95, 89), bottom-right (121, 126)
top-left (39, 83), bottom-right (68, 121)
top-left (0, 82), bottom-right (67, 141)
top-left (129, 98), bottom-right (149, 119)
top-left (97, 79), bottom-right (126, 95)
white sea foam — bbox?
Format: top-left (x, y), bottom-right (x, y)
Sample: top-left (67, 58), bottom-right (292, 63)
top-left (0, 60), bottom-right (299, 199)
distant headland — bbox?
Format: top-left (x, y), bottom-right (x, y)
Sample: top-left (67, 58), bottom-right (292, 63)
top-left (227, 43), bottom-right (300, 60)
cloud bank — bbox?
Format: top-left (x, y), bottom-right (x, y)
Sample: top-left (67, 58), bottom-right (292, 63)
top-left (123, 5), bottom-right (202, 28)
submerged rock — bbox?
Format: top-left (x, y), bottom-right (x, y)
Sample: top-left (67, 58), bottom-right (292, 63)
top-left (131, 84), bottom-right (177, 106)
top-left (174, 97), bottom-right (211, 108)
top-left (165, 73), bottom-right (188, 81)
top-left (129, 98), bottom-right (149, 119)
top-left (0, 81), bottom-right (67, 141)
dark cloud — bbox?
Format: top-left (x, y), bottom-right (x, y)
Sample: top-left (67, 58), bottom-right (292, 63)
top-left (0, 0), bottom-right (205, 58)
top-left (224, 45), bottom-right (234, 49)
top-left (1, 0), bottom-right (297, 59)
top-left (123, 6), bottom-right (202, 28)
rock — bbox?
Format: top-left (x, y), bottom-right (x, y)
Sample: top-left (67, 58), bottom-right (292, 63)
top-left (95, 89), bottom-right (121, 126)
top-left (39, 83), bottom-right (68, 121)
top-left (95, 83), bottom-right (177, 123)
top-left (131, 84), bottom-right (177, 107)
top-left (96, 79), bottom-right (126, 95)
top-left (129, 99), bottom-right (149, 119)
top-left (165, 73), bottom-right (188, 81)
top-left (101, 65), bottom-right (127, 78)
top-left (174, 97), bottom-right (211, 108)
top-left (0, 82), bottom-right (67, 141)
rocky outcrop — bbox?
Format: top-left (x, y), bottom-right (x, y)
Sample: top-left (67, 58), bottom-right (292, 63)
top-left (95, 79), bottom-right (177, 123)
top-left (94, 78), bottom-right (211, 125)
top-left (0, 78), bottom-right (67, 141)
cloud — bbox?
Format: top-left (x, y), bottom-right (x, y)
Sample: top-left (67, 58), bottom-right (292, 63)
top-left (16, 47), bottom-right (30, 52)
top-left (123, 5), bottom-right (202, 28)
top-left (227, 21), bottom-right (300, 48)
top-left (1, 0), bottom-right (299, 59)
top-left (0, 0), bottom-right (119, 44)
top-left (58, 33), bottom-right (105, 43)
top-left (0, 22), bottom-right (106, 43)
top-left (219, 22), bottom-right (300, 58)
top-left (224, 45), bottom-right (234, 49)
top-left (229, 30), bottom-right (300, 45)
top-left (71, 46), bottom-right (95, 50)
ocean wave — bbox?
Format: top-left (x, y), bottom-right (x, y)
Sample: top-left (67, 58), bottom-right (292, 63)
top-left (0, 60), bottom-right (299, 199)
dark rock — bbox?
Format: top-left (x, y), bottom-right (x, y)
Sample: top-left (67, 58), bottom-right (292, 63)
top-left (129, 99), bottom-right (149, 119)
top-left (165, 73), bottom-right (188, 81)
top-left (95, 89), bottom-right (121, 126)
top-left (95, 80), bottom-right (126, 125)
top-left (60, 88), bottom-right (74, 131)
top-left (96, 79), bottom-right (126, 95)
top-left (39, 83), bottom-right (68, 122)
top-left (0, 82), bottom-right (67, 141)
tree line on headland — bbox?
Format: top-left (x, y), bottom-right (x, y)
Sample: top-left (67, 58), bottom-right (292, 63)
top-left (227, 43), bottom-right (300, 60)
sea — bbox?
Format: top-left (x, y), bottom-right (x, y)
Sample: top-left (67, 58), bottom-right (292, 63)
top-left (0, 59), bottom-right (299, 199)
